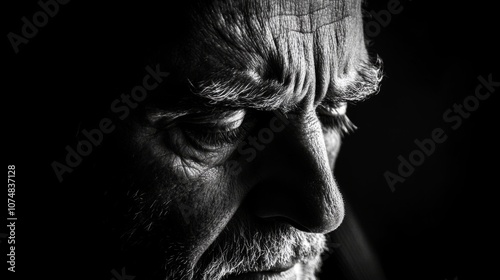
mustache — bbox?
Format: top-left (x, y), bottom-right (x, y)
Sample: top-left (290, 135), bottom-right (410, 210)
top-left (190, 217), bottom-right (327, 280)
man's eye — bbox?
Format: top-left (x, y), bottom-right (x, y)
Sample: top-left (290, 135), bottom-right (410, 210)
top-left (316, 104), bottom-right (357, 135)
top-left (179, 110), bottom-right (253, 149)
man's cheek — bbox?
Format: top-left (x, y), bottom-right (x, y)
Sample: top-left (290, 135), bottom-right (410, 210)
top-left (157, 150), bottom-right (242, 223)
top-left (169, 165), bottom-right (242, 254)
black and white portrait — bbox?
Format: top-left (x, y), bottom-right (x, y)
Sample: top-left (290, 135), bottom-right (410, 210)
top-left (5, 1), bottom-right (497, 280)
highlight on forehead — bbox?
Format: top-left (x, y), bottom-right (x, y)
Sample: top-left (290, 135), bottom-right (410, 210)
top-left (207, 0), bottom-right (359, 30)
top-left (171, 0), bottom-right (381, 111)
top-left (181, 0), bottom-right (366, 75)
top-left (204, 0), bottom-right (359, 18)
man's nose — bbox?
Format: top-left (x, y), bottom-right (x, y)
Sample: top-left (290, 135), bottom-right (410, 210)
top-left (246, 111), bottom-right (345, 234)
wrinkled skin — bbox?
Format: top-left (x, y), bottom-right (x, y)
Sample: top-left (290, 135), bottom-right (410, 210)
top-left (100, 0), bottom-right (381, 279)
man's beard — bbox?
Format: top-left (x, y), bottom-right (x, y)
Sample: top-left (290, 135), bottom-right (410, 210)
top-left (164, 215), bottom-right (327, 280)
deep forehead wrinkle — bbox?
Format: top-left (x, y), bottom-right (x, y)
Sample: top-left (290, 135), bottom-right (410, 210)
top-left (178, 0), bottom-right (364, 71)
top-left (214, 0), bottom-right (355, 21)
top-left (167, 0), bottom-right (375, 113)
top-left (266, 0), bottom-right (354, 34)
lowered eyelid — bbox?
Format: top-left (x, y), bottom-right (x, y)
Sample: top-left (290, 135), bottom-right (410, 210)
top-left (182, 109), bottom-right (246, 126)
top-left (214, 110), bottom-right (246, 128)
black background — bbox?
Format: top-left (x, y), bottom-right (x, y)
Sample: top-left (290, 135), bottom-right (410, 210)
top-left (4, 0), bottom-right (498, 280)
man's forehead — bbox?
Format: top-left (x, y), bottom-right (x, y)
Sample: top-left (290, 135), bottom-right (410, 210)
top-left (166, 0), bottom-right (373, 109)
top-left (211, 0), bottom-right (358, 24)
top-left (178, 0), bottom-right (365, 67)
top-left (209, 0), bottom-right (359, 18)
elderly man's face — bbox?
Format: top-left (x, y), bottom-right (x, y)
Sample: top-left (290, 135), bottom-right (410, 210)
top-left (103, 0), bottom-right (381, 279)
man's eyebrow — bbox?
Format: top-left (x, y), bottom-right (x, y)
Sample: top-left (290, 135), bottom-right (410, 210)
top-left (190, 55), bottom-right (382, 112)
top-left (322, 55), bottom-right (384, 108)
top-left (189, 70), bottom-right (294, 111)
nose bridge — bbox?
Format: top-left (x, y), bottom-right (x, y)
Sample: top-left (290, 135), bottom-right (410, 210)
top-left (248, 110), bottom-right (345, 233)
top-left (289, 112), bottom-right (333, 186)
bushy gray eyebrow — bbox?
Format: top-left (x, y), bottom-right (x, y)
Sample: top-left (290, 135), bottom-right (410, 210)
top-left (189, 54), bottom-right (383, 112)
top-left (322, 54), bottom-right (383, 107)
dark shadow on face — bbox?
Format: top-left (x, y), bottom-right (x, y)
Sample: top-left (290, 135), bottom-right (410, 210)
top-left (75, 0), bottom-right (383, 279)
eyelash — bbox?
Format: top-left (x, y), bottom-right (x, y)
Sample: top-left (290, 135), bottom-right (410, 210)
top-left (316, 108), bottom-right (357, 135)
top-left (180, 120), bottom-right (253, 149)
